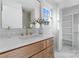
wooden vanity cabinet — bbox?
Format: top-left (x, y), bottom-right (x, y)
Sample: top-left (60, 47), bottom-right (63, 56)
top-left (32, 46), bottom-right (54, 58)
top-left (47, 38), bottom-right (54, 47)
top-left (0, 37), bottom-right (54, 58)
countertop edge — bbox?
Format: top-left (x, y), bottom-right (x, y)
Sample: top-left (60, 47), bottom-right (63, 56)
top-left (0, 35), bottom-right (55, 54)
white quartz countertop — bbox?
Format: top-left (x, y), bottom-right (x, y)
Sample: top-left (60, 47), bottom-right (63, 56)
top-left (0, 33), bottom-right (55, 53)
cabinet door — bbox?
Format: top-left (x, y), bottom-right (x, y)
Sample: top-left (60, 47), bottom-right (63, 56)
top-left (32, 46), bottom-right (54, 58)
top-left (31, 51), bottom-right (43, 58)
top-left (0, 53), bottom-right (8, 58)
top-left (43, 40), bottom-right (47, 49)
top-left (46, 46), bottom-right (54, 58)
top-left (47, 38), bottom-right (53, 47)
top-left (42, 48), bottom-right (50, 58)
top-left (32, 49), bottom-right (48, 58)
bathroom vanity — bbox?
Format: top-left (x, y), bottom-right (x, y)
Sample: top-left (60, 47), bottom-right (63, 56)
top-left (0, 0), bottom-right (54, 58)
top-left (0, 34), bottom-right (54, 58)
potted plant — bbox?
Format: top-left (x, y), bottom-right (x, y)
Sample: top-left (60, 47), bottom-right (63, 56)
top-left (36, 18), bottom-right (44, 34)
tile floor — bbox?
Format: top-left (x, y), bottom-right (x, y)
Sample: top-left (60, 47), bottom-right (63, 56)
top-left (55, 45), bottom-right (79, 58)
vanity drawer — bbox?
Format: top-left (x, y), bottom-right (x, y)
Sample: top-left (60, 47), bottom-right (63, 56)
top-left (0, 41), bottom-right (44, 58)
top-left (31, 46), bottom-right (54, 58)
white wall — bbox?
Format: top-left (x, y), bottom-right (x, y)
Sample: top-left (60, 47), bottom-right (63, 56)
top-left (53, 4), bottom-right (63, 51)
top-left (2, 0), bottom-right (22, 28)
top-left (0, 0), bottom-right (1, 28)
top-left (62, 4), bottom-right (79, 16)
top-left (31, 8), bottom-right (40, 21)
top-left (31, 1), bottom-right (40, 21)
top-left (62, 0), bottom-right (79, 8)
top-left (52, 5), bottom-right (58, 34)
top-left (57, 7), bottom-right (62, 51)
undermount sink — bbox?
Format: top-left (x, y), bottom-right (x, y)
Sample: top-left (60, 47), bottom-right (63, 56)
top-left (19, 35), bottom-right (31, 39)
top-left (19, 34), bottom-right (42, 40)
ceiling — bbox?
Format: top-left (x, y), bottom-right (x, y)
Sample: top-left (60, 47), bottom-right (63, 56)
top-left (3, 0), bottom-right (79, 11)
top-left (39, 0), bottom-right (64, 5)
top-left (39, 0), bottom-right (79, 8)
top-left (47, 0), bottom-right (79, 8)
top-left (60, 0), bottom-right (79, 8)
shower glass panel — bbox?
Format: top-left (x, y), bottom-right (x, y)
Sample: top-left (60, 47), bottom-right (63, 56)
top-left (73, 13), bottom-right (79, 51)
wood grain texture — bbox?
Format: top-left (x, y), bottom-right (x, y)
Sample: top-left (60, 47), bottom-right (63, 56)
top-left (0, 37), bottom-right (54, 58)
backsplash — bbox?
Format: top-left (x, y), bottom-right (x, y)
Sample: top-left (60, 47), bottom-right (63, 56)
top-left (0, 28), bottom-right (26, 38)
top-left (0, 25), bottom-right (54, 38)
top-left (0, 28), bottom-right (41, 38)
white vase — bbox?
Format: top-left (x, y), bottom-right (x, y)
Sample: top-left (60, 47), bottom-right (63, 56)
top-left (39, 24), bottom-right (43, 34)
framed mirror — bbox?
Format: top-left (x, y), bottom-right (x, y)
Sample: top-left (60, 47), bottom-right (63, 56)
top-left (0, 0), bottom-right (40, 29)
